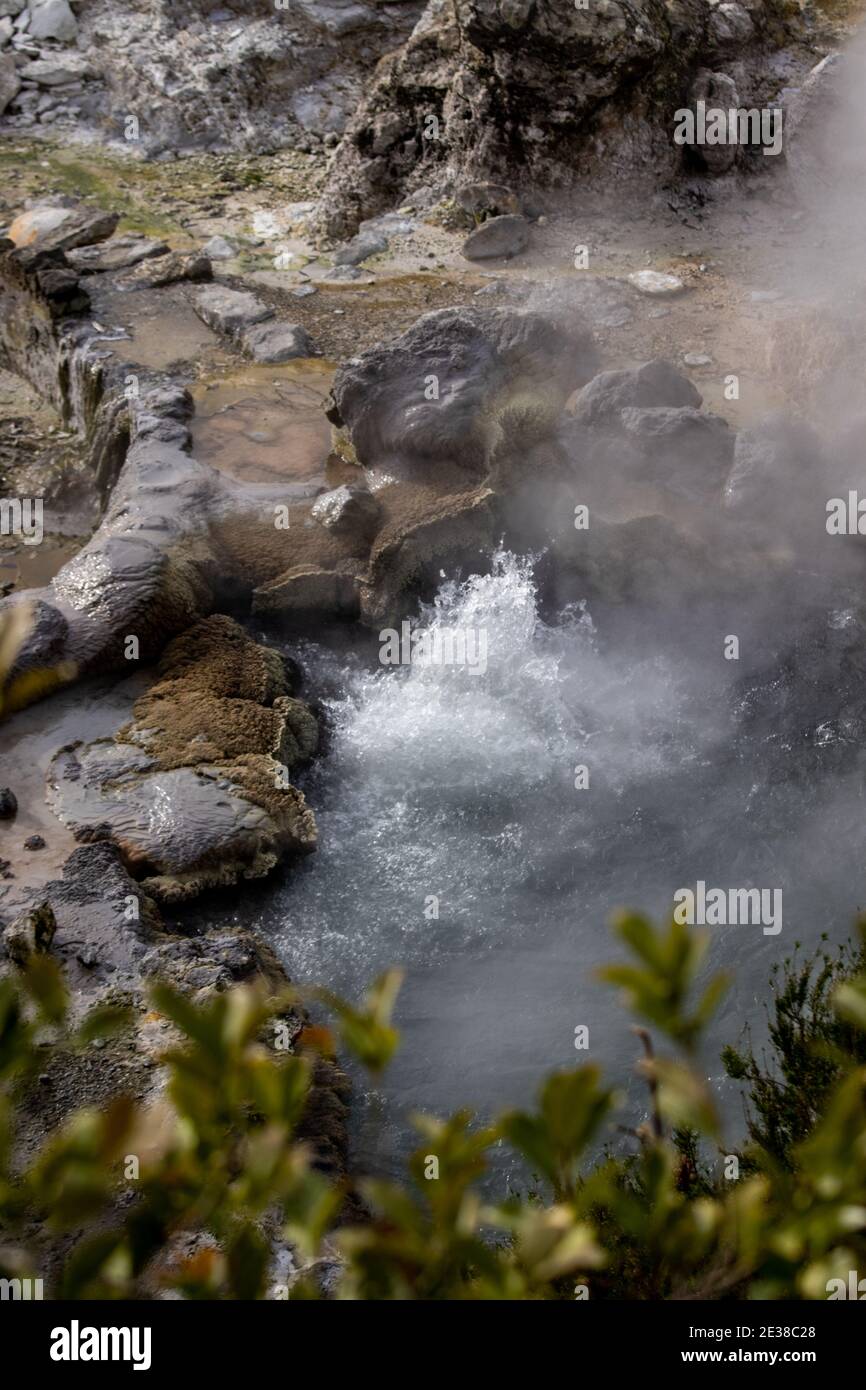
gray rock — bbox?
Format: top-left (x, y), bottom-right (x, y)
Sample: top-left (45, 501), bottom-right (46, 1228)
top-left (0, 16), bottom-right (13, 47)
top-left (8, 203), bottom-right (119, 254)
top-left (0, 48), bottom-right (18, 113)
top-left (28, 0), bottom-right (78, 43)
top-left (327, 304), bottom-right (598, 475)
top-left (0, 787), bottom-right (17, 818)
top-left (193, 284), bottom-right (274, 338)
top-left (201, 234), bottom-right (237, 260)
top-left (620, 405), bottom-right (734, 500)
top-left (0, 0), bottom-right (25, 16)
top-left (462, 214), bottom-right (530, 262)
top-left (687, 69), bottom-right (740, 175)
top-left (725, 415), bottom-right (822, 521)
top-left (242, 319), bottom-right (315, 363)
top-left (67, 234), bottom-right (170, 273)
top-left (333, 230), bottom-right (388, 265)
top-left (19, 54), bottom-right (90, 86)
top-left (573, 360), bottom-right (701, 426)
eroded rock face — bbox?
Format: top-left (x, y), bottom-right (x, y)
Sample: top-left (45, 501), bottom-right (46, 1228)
top-left (314, 0), bottom-right (800, 237)
top-left (47, 617), bottom-right (318, 903)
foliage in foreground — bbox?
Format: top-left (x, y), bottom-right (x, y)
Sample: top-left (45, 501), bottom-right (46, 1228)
top-left (2, 916), bottom-right (866, 1300)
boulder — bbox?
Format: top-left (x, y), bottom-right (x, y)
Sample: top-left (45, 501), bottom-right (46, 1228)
top-left (462, 214), bottom-right (530, 261)
top-left (326, 305), bottom-right (599, 476)
top-left (619, 405), bottom-right (735, 499)
top-left (47, 617), bottom-right (319, 903)
top-left (725, 415), bottom-right (823, 525)
top-left (241, 319), bottom-right (315, 363)
top-left (573, 360), bottom-right (701, 426)
top-left (193, 284), bottom-right (274, 338)
top-left (8, 204), bottom-right (119, 254)
top-left (0, 787), bottom-right (18, 818)
top-left (201, 235), bottom-right (237, 260)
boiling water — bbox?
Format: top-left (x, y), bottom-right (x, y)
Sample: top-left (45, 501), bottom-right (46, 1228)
top-left (258, 552), bottom-right (866, 1184)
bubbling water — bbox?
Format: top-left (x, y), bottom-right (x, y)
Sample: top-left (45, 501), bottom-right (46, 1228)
top-left (261, 551), bottom-right (866, 1182)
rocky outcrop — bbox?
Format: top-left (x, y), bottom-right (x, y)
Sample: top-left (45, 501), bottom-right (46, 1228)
top-left (0, 0), bottom-right (425, 153)
top-left (314, 0), bottom-right (800, 238)
top-left (46, 616), bottom-right (318, 903)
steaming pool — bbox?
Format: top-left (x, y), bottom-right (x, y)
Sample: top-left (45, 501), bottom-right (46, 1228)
top-left (239, 549), bottom-right (866, 1185)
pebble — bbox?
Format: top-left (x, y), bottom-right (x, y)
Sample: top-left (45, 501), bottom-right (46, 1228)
top-left (628, 270), bottom-right (685, 296)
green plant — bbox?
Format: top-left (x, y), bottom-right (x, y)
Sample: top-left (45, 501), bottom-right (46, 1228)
top-left (1, 915), bottom-right (865, 1300)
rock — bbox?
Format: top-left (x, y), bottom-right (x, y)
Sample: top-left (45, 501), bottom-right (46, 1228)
top-left (8, 203), bottom-right (119, 254)
top-left (461, 214), bottom-right (530, 262)
top-left (67, 235), bottom-right (170, 273)
top-left (724, 415), bottom-right (822, 524)
top-left (19, 54), bottom-right (90, 86)
top-left (241, 319), bottom-right (315, 363)
top-left (3, 902), bottom-right (56, 965)
top-left (319, 264), bottom-right (370, 282)
top-left (311, 484), bottom-right (380, 541)
top-left (628, 270), bottom-right (685, 296)
top-left (128, 251), bottom-right (212, 287)
top-left (47, 617), bottom-right (318, 903)
top-left (23, 834), bottom-right (46, 851)
top-left (683, 352), bottom-right (712, 367)
top-left (709, 2), bottom-right (753, 46)
top-left (455, 182), bottom-right (521, 218)
top-left (0, 49), bottom-right (19, 114)
top-left (0, 787), bottom-right (17, 818)
top-left (327, 305), bottom-right (598, 475)
top-left (28, 0), bottom-right (78, 43)
top-left (201, 235), bottom-right (237, 260)
top-left (619, 405), bottom-right (735, 500)
top-left (573, 360), bottom-right (701, 426)
top-left (0, 16), bottom-right (12, 45)
top-left (333, 230), bottom-right (388, 265)
top-left (0, 0), bottom-right (26, 16)
top-left (193, 284), bottom-right (274, 338)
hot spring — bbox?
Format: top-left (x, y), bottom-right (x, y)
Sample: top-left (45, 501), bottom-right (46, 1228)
top-left (236, 548), bottom-right (866, 1185)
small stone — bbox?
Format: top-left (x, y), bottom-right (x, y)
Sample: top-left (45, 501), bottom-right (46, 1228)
top-left (201, 234), bottom-right (236, 260)
top-left (461, 214), bottom-right (530, 262)
top-left (0, 787), bottom-right (17, 818)
top-left (683, 352), bottom-right (713, 366)
top-left (628, 270), bottom-right (685, 296)
top-left (749, 290), bottom-right (782, 303)
top-left (24, 834), bottom-right (46, 850)
top-left (290, 283), bottom-right (317, 298)
top-left (333, 230), bottom-right (388, 266)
